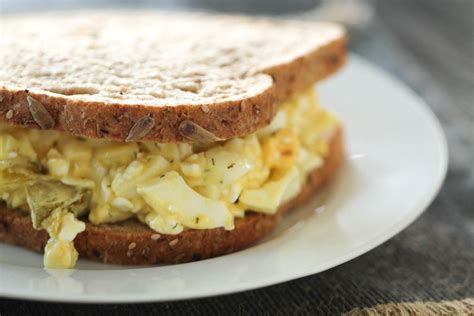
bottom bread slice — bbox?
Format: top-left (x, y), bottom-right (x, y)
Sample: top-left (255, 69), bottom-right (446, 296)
top-left (0, 128), bottom-right (343, 265)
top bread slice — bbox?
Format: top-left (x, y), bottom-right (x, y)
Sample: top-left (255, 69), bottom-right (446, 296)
top-left (0, 11), bottom-right (346, 142)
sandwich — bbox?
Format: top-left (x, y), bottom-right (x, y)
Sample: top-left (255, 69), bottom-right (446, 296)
top-left (0, 11), bottom-right (346, 268)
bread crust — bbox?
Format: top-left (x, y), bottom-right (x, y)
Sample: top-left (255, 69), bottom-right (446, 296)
top-left (0, 12), bottom-right (346, 143)
top-left (264, 35), bottom-right (347, 100)
top-left (0, 84), bottom-right (277, 143)
top-left (0, 127), bottom-right (343, 265)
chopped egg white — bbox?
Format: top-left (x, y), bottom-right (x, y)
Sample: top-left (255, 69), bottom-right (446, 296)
top-left (137, 171), bottom-right (234, 233)
top-left (42, 210), bottom-right (85, 269)
top-left (239, 166), bottom-right (301, 213)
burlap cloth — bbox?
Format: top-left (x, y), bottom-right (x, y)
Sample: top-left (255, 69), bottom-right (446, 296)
top-left (344, 298), bottom-right (473, 315)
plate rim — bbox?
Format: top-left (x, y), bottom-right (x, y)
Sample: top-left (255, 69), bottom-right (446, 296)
top-left (0, 54), bottom-right (449, 303)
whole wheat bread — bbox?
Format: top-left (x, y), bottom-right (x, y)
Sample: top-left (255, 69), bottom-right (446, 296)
top-left (0, 11), bottom-right (346, 142)
top-left (0, 127), bottom-right (343, 265)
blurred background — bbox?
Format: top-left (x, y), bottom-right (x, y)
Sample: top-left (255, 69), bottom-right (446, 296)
top-left (1, 0), bottom-right (473, 314)
top-left (2, 0), bottom-right (375, 38)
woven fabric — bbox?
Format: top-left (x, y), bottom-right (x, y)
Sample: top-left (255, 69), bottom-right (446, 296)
top-left (344, 298), bottom-right (474, 316)
top-left (0, 1), bottom-right (473, 315)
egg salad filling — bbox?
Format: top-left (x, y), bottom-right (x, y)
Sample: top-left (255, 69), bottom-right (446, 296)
top-left (0, 88), bottom-right (338, 268)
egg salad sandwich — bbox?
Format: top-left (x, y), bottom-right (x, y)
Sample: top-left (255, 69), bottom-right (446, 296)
top-left (0, 11), bottom-right (346, 268)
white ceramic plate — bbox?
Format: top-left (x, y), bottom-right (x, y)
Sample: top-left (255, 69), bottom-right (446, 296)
top-left (0, 55), bottom-right (447, 303)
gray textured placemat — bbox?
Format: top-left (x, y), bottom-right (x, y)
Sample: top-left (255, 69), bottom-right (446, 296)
top-left (0, 0), bottom-right (473, 315)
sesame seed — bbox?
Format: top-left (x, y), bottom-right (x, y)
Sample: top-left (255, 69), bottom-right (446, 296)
top-left (169, 239), bottom-right (179, 246)
top-left (142, 247), bottom-right (150, 256)
top-left (5, 110), bottom-right (13, 119)
top-left (201, 104), bottom-right (209, 113)
top-left (128, 242), bottom-right (137, 250)
top-left (151, 234), bottom-right (161, 240)
top-left (126, 251), bottom-right (133, 257)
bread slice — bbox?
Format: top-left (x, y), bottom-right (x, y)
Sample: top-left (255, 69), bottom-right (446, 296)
top-left (0, 11), bottom-right (346, 143)
top-left (0, 127), bottom-right (343, 265)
